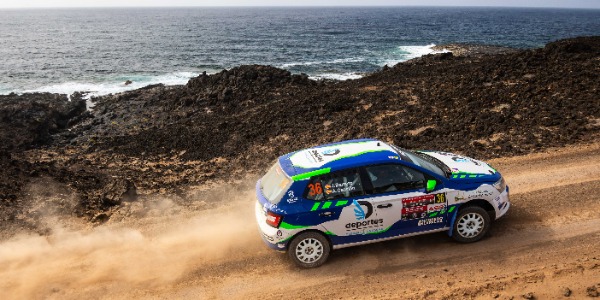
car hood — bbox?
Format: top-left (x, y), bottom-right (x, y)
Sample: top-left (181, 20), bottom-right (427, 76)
top-left (418, 151), bottom-right (497, 179)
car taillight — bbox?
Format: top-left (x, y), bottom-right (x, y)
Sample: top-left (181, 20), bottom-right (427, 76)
top-left (266, 211), bottom-right (282, 228)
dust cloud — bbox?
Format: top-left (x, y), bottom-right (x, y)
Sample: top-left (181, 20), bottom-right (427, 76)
top-left (0, 187), bottom-right (263, 299)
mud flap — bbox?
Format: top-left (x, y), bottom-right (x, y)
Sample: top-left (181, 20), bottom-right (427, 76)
top-left (447, 205), bottom-right (461, 237)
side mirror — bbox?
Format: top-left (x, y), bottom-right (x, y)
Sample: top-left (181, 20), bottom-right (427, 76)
top-left (426, 179), bottom-right (437, 192)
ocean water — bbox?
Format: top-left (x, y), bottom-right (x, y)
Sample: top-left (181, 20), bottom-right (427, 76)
top-left (1, 7), bottom-right (599, 97)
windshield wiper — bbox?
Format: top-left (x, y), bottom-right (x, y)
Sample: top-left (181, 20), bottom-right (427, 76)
top-left (415, 151), bottom-right (452, 178)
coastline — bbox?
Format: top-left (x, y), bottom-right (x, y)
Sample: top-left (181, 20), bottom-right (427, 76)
top-left (1, 36), bottom-right (599, 229)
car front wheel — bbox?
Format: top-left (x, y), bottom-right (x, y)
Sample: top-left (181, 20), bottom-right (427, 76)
top-left (452, 206), bottom-right (491, 243)
top-left (288, 231), bottom-right (331, 268)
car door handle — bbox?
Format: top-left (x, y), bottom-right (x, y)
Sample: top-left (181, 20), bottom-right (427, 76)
top-left (377, 204), bottom-right (393, 208)
top-left (319, 212), bottom-right (333, 217)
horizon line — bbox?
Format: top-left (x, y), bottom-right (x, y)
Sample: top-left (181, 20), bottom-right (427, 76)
top-left (1, 5), bottom-right (600, 9)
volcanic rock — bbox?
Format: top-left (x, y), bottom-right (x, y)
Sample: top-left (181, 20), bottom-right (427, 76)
top-left (1, 36), bottom-right (599, 226)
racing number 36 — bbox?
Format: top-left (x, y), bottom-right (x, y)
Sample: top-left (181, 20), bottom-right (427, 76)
top-left (435, 193), bottom-right (446, 203)
top-left (308, 182), bottom-right (323, 196)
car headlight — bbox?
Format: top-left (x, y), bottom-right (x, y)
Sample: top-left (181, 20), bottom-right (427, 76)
top-left (493, 177), bottom-right (506, 193)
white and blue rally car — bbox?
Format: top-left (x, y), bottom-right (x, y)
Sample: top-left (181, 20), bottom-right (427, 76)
top-left (255, 139), bottom-right (510, 268)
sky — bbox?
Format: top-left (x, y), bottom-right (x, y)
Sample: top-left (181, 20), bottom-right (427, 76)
top-left (1, 0), bottom-right (599, 9)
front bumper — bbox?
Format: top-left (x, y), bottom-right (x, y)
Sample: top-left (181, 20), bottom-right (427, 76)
top-left (495, 185), bottom-right (510, 219)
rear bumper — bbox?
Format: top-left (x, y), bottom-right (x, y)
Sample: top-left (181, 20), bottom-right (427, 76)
top-left (255, 201), bottom-right (287, 251)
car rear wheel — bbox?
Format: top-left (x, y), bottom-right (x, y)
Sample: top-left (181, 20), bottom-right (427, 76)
top-left (288, 232), bottom-right (330, 268)
top-left (452, 206), bottom-right (491, 243)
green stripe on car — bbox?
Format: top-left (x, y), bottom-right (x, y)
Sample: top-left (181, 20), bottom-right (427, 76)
top-left (291, 167), bottom-right (331, 181)
top-left (280, 222), bottom-right (309, 230)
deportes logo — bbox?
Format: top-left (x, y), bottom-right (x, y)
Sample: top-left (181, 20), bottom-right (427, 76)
top-left (347, 200), bottom-right (382, 230)
top-left (322, 148), bottom-right (341, 156)
top-left (353, 200), bottom-right (373, 220)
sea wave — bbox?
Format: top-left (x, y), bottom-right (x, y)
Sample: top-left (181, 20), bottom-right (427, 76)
top-left (308, 72), bottom-right (364, 81)
top-left (15, 72), bottom-right (200, 99)
top-left (279, 57), bottom-right (366, 68)
top-left (379, 44), bottom-right (449, 67)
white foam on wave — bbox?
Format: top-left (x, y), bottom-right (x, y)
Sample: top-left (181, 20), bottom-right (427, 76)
top-left (282, 44), bottom-right (449, 81)
top-left (0, 85), bottom-right (12, 96)
top-left (381, 44), bottom-right (450, 67)
top-left (280, 57), bottom-right (366, 68)
top-left (19, 72), bottom-right (200, 100)
top-left (309, 72), bottom-right (364, 81)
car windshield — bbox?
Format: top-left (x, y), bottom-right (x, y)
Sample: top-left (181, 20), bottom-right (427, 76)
top-left (390, 145), bottom-right (448, 177)
top-left (260, 161), bottom-right (292, 204)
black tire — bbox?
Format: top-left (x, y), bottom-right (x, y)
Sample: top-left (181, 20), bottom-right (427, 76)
top-left (287, 231), bottom-right (331, 268)
top-left (452, 206), bottom-right (491, 243)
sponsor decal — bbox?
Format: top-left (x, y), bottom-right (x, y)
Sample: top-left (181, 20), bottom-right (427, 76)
top-left (454, 192), bottom-right (466, 202)
top-left (428, 205), bottom-right (454, 217)
top-left (402, 205), bottom-right (428, 220)
top-left (453, 190), bottom-right (493, 202)
top-left (418, 217), bottom-right (444, 226)
top-left (388, 155), bottom-right (399, 160)
top-left (309, 149), bottom-right (324, 162)
top-left (469, 158), bottom-right (482, 166)
top-left (427, 203), bottom-right (446, 213)
top-left (494, 195), bottom-right (507, 210)
top-left (345, 219), bottom-right (383, 229)
top-left (276, 230), bottom-right (283, 237)
top-left (267, 203), bottom-right (286, 214)
top-left (468, 189), bottom-right (493, 199)
top-left (452, 157), bottom-right (469, 163)
top-left (401, 193), bottom-right (446, 220)
top-left (322, 148), bottom-right (340, 156)
top-left (402, 194), bottom-right (435, 208)
top-left (434, 151), bottom-right (451, 156)
top-left (345, 200), bottom-right (384, 232)
top-left (450, 154), bottom-right (481, 166)
top-left (263, 232), bottom-right (274, 242)
top-left (402, 193), bottom-right (446, 207)
top-left (286, 190), bottom-right (298, 204)
top-left (353, 200), bottom-right (373, 220)
top-left (403, 206), bottom-right (427, 214)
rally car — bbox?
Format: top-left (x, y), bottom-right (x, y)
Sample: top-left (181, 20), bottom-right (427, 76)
top-left (255, 139), bottom-right (510, 268)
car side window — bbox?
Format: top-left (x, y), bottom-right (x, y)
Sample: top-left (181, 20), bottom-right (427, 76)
top-left (365, 164), bottom-right (425, 195)
top-left (305, 169), bottom-right (364, 201)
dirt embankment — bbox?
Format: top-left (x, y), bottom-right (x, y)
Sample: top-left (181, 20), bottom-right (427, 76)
top-left (1, 36), bottom-right (599, 229)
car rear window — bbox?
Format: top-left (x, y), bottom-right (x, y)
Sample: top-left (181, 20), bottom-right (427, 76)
top-left (260, 161), bottom-right (292, 204)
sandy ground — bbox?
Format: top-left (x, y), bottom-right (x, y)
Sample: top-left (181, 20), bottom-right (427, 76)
top-left (1, 142), bottom-right (599, 300)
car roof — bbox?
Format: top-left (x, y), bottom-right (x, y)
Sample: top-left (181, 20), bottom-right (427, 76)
top-left (279, 138), bottom-right (403, 180)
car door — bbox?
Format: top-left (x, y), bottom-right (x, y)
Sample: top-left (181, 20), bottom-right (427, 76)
top-left (305, 168), bottom-right (383, 236)
top-left (362, 164), bottom-right (448, 236)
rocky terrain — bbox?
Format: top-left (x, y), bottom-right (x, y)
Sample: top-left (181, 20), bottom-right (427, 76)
top-left (1, 36), bottom-right (599, 231)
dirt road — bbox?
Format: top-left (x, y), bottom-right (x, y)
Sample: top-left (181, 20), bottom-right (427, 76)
top-left (1, 143), bottom-right (599, 300)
